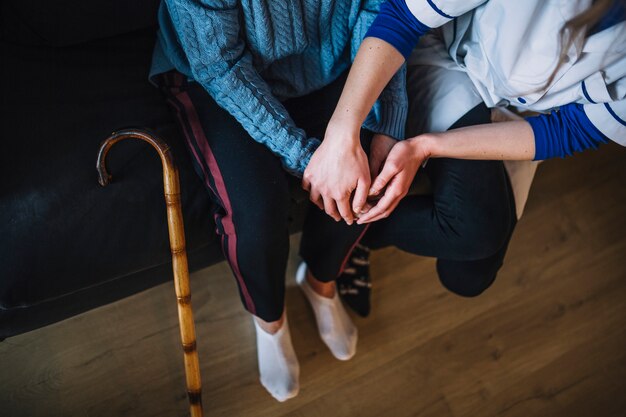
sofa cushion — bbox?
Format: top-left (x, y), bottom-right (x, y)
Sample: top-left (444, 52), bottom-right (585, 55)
top-left (0, 25), bottom-right (223, 336)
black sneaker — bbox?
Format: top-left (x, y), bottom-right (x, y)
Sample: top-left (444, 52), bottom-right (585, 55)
top-left (337, 244), bottom-right (372, 317)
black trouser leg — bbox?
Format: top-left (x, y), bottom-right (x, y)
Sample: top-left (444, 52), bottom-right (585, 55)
top-left (298, 150), bottom-right (372, 282)
top-left (365, 104), bottom-right (517, 296)
top-left (158, 71), bottom-right (370, 320)
top-left (302, 104), bottom-right (517, 296)
top-left (287, 77), bottom-right (374, 283)
top-left (160, 74), bottom-right (291, 322)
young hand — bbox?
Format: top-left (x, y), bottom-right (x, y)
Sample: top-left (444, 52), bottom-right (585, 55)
top-left (356, 137), bottom-right (430, 224)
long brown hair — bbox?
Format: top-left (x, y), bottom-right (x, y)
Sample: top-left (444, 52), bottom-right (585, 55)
top-left (547, 0), bottom-right (624, 86)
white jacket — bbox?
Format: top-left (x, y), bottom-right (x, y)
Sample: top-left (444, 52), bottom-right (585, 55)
top-left (405, 0), bottom-right (626, 145)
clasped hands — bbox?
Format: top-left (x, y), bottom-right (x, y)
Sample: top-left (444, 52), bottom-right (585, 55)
top-left (302, 128), bottom-right (429, 225)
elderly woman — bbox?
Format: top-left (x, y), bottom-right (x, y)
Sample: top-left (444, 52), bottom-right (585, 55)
top-left (150, 0), bottom-right (408, 402)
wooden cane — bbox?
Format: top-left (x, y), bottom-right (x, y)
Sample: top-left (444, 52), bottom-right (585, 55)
top-left (96, 128), bottom-right (203, 417)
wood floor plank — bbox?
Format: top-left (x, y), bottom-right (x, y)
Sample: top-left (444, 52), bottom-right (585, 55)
top-left (1, 144), bottom-right (624, 417)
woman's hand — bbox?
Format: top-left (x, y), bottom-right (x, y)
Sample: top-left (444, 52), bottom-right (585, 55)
top-left (356, 118), bottom-right (537, 223)
top-left (356, 136), bottom-right (431, 224)
top-left (302, 125), bottom-right (371, 225)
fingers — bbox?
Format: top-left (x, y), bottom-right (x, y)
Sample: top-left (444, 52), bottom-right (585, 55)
top-left (308, 180), bottom-right (358, 223)
top-left (352, 176), bottom-right (370, 215)
top-left (309, 189), bottom-right (324, 211)
top-left (336, 196), bottom-right (355, 225)
top-left (322, 196), bottom-right (342, 222)
top-left (356, 193), bottom-right (393, 224)
top-left (369, 159), bottom-right (398, 197)
top-left (354, 201), bottom-right (374, 219)
top-left (302, 176), bottom-right (311, 192)
top-left (305, 171), bottom-right (328, 213)
top-left (311, 190), bottom-right (349, 224)
top-left (357, 181), bottom-right (403, 224)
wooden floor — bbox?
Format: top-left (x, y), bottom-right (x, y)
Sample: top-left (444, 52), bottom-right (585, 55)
top-left (1, 144), bottom-right (625, 417)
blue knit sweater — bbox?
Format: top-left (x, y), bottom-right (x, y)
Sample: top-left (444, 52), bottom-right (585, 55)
top-left (150, 0), bottom-right (408, 176)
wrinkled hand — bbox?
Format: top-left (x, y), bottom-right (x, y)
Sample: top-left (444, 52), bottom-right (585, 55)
top-left (302, 130), bottom-right (370, 225)
top-left (357, 137), bottom-right (429, 224)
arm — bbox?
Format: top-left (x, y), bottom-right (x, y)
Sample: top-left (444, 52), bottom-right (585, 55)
top-left (416, 121), bottom-right (536, 161)
top-left (357, 102), bottom-right (619, 223)
top-left (351, 0), bottom-right (409, 141)
top-left (302, 0), bottom-right (414, 223)
top-left (304, 0), bottom-right (487, 222)
top-left (415, 103), bottom-right (613, 162)
top-left (305, 37), bottom-right (404, 222)
top-left (327, 37), bottom-right (406, 139)
top-left (164, 0), bottom-right (319, 176)
top-left (354, 120), bottom-right (534, 224)
top-left (328, 0), bottom-right (488, 136)
top-left (302, 1), bottom-right (412, 224)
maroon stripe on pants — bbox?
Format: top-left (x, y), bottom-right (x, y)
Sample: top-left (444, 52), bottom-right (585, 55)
top-left (337, 224), bottom-right (371, 277)
top-left (170, 90), bottom-right (256, 315)
top-left (166, 97), bottom-right (220, 201)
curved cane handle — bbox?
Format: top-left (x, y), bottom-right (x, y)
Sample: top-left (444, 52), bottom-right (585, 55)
top-left (97, 128), bottom-right (178, 194)
top-left (96, 129), bottom-right (203, 417)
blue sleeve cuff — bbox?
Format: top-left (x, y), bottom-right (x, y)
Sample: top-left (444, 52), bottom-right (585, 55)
top-left (363, 100), bottom-right (408, 140)
top-left (365, 0), bottom-right (431, 59)
top-left (527, 103), bottom-right (609, 161)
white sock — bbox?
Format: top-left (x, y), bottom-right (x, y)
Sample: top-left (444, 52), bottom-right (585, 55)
top-left (296, 262), bottom-right (358, 360)
top-left (254, 314), bottom-right (300, 402)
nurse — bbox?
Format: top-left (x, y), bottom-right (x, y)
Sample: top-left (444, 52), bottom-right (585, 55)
top-left (304, 0), bottom-right (625, 306)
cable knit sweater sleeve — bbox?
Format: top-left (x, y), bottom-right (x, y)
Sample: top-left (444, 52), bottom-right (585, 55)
top-left (352, 0), bottom-right (409, 140)
top-left (164, 0), bottom-right (320, 177)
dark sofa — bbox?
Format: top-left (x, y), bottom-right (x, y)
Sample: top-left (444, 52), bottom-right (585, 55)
top-left (0, 0), bottom-right (309, 338)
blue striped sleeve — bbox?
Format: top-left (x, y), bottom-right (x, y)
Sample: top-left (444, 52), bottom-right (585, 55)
top-left (365, 0), bottom-right (430, 59)
top-left (527, 103), bottom-right (609, 161)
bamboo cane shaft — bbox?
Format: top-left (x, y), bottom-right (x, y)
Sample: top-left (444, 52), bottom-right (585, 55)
top-left (96, 129), bottom-right (203, 417)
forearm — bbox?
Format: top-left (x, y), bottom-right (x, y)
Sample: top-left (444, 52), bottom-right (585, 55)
top-left (328, 37), bottom-right (405, 140)
top-left (420, 121), bottom-right (536, 161)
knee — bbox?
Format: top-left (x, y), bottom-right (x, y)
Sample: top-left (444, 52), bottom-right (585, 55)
top-left (457, 221), bottom-right (509, 260)
top-left (432, 159), bottom-right (516, 260)
top-left (226, 192), bottom-right (290, 244)
top-left (441, 204), bottom-right (513, 261)
top-left (441, 279), bottom-right (492, 298)
top-left (437, 260), bottom-right (499, 297)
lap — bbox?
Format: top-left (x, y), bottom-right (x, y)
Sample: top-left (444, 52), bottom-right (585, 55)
top-left (158, 71), bottom-right (352, 213)
top-left (161, 75), bottom-right (291, 222)
top-left (366, 104), bottom-right (516, 261)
